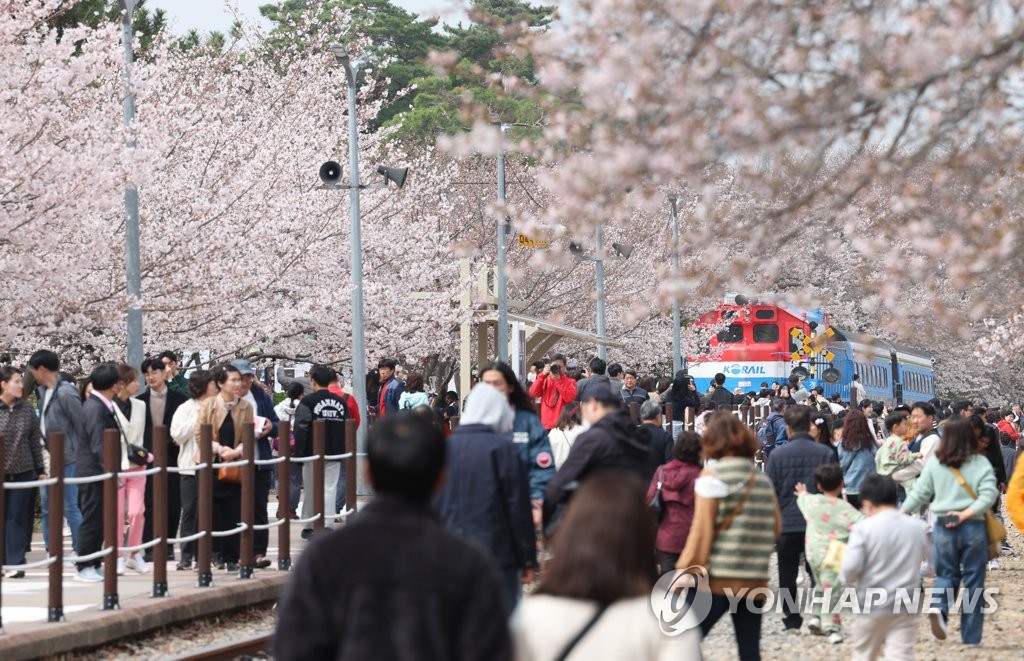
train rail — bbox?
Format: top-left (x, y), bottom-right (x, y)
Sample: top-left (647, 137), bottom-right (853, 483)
top-left (172, 633), bottom-right (273, 661)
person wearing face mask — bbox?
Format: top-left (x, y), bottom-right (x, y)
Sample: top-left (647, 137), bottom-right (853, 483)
top-left (542, 385), bottom-right (650, 529)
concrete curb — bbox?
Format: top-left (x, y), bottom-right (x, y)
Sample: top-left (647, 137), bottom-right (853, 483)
top-left (0, 575), bottom-right (286, 661)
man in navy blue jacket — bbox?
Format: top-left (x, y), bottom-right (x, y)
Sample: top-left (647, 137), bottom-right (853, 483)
top-left (766, 404), bottom-right (837, 632)
top-left (434, 383), bottom-right (536, 614)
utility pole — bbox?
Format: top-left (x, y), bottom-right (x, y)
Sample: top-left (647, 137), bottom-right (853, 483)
top-left (595, 224), bottom-right (607, 361)
top-left (671, 197), bottom-right (682, 375)
top-left (337, 47), bottom-right (368, 457)
top-left (121, 0), bottom-right (143, 372)
top-left (496, 123), bottom-right (510, 362)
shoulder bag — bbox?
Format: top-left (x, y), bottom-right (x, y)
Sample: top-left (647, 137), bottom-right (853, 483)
top-left (716, 471), bottom-right (757, 535)
top-left (950, 467), bottom-right (1005, 561)
top-left (554, 603), bottom-right (609, 661)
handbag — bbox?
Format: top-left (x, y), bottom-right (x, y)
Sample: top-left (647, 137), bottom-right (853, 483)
top-left (217, 462), bottom-right (243, 484)
top-left (126, 443), bottom-right (149, 466)
top-left (950, 468), bottom-right (1006, 561)
top-left (649, 466), bottom-right (665, 524)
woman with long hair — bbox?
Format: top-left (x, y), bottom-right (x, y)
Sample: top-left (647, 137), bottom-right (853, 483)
top-left (0, 366), bottom-right (45, 578)
top-left (112, 363), bottom-right (149, 574)
top-left (838, 409), bottom-right (877, 509)
top-left (677, 412), bottom-right (781, 660)
top-left (667, 370), bottom-right (701, 438)
top-left (512, 473), bottom-right (700, 659)
top-left (169, 369), bottom-right (217, 571)
top-left (810, 414), bottom-right (838, 461)
top-left (646, 431), bottom-right (703, 573)
top-left (480, 362), bottom-right (556, 519)
top-left (901, 417), bottom-right (998, 645)
top-left (548, 403), bottom-right (584, 470)
top-left (195, 363), bottom-right (253, 572)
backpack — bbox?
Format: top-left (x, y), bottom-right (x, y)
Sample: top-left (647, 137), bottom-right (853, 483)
top-left (757, 414), bottom-right (787, 458)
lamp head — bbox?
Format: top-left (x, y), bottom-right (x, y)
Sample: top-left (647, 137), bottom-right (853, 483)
top-left (569, 242), bottom-right (585, 256)
top-left (376, 165), bottom-right (408, 189)
top-left (611, 242), bottom-right (633, 259)
top-left (329, 43), bottom-right (350, 65)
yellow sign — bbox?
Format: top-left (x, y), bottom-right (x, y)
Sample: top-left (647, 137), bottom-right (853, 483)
top-left (518, 234), bottom-right (550, 248)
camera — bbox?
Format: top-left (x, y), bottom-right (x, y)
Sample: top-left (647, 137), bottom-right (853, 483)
top-left (938, 514), bottom-right (959, 527)
top-left (550, 364), bottom-right (560, 375)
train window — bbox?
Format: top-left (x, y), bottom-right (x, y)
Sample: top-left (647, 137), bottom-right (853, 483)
top-left (753, 324), bottom-right (779, 343)
top-left (755, 310), bottom-right (775, 319)
top-left (717, 324), bottom-right (744, 343)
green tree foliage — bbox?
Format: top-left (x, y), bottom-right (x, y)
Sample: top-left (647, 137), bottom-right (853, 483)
top-left (48, 0), bottom-right (167, 53)
top-left (385, 0), bottom-right (552, 146)
top-left (257, 0), bottom-right (551, 144)
top-left (259, 0), bottom-right (444, 128)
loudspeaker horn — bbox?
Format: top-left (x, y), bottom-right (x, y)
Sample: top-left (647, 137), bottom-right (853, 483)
top-left (319, 161), bottom-right (343, 185)
top-left (377, 165), bottom-right (408, 189)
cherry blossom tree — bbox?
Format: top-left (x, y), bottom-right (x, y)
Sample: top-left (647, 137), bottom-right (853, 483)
top-left (446, 0), bottom-right (1024, 397)
top-left (0, 1), bottom-right (126, 368)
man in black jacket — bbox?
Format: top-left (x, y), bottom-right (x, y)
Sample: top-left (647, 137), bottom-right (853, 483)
top-left (766, 404), bottom-right (836, 632)
top-left (75, 363), bottom-right (121, 583)
top-left (138, 357), bottom-right (187, 561)
top-left (638, 399), bottom-right (672, 482)
top-left (707, 372), bottom-right (735, 408)
top-left (542, 384), bottom-right (650, 527)
top-left (294, 365), bottom-right (350, 541)
top-left (574, 356), bottom-right (610, 402)
top-left (275, 413), bottom-right (511, 661)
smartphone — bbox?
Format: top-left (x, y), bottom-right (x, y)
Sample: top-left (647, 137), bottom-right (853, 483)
top-left (937, 514), bottom-right (959, 526)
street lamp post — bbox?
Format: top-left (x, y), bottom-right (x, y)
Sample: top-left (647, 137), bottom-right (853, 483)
top-left (595, 224), bottom-right (607, 361)
top-left (120, 0), bottom-right (143, 373)
top-left (496, 123), bottom-right (510, 363)
top-left (570, 227), bottom-right (632, 361)
top-left (670, 197), bottom-right (682, 375)
top-left (332, 45), bottom-right (368, 457)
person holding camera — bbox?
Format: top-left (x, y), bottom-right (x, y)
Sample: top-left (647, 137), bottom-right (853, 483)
top-left (667, 370), bottom-right (701, 440)
top-left (528, 354), bottom-right (577, 430)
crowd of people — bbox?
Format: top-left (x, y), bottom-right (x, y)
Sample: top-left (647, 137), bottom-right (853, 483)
top-left (5, 348), bottom-right (1024, 659)
top-left (270, 355), bottom-right (1024, 660)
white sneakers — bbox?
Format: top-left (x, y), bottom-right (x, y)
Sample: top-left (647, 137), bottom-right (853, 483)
top-left (807, 617), bottom-right (823, 636)
top-left (124, 553), bottom-right (148, 574)
top-left (827, 632), bottom-right (844, 644)
top-left (988, 559), bottom-right (1000, 571)
top-left (74, 566), bottom-right (103, 583)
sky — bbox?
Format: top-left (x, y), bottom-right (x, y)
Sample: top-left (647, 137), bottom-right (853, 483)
top-left (148, 0), bottom-right (467, 34)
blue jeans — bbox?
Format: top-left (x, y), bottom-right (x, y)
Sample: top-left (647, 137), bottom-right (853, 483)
top-left (931, 519), bottom-right (987, 644)
top-left (40, 461), bottom-right (82, 554)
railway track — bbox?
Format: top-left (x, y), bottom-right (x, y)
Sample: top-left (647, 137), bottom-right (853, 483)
top-left (171, 633), bottom-right (273, 661)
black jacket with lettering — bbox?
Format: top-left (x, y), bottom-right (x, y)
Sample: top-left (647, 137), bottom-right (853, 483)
top-left (294, 390), bottom-right (350, 457)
